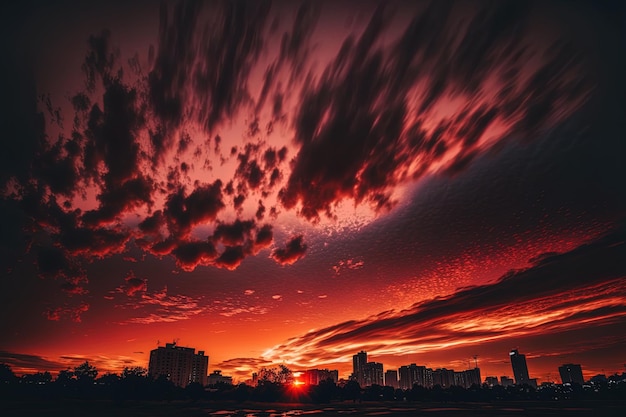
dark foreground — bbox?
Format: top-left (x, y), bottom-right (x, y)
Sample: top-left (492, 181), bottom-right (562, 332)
top-left (3, 400), bottom-right (626, 417)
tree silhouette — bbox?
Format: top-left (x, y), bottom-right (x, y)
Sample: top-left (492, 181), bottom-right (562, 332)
top-left (122, 366), bottom-right (147, 379)
top-left (0, 364), bottom-right (17, 384)
top-left (342, 380), bottom-right (361, 402)
top-left (73, 361), bottom-right (98, 382)
top-left (55, 369), bottom-right (74, 385)
top-left (21, 371), bottom-right (52, 384)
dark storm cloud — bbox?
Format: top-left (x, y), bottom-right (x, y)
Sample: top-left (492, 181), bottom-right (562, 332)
top-left (149, 0), bottom-right (272, 133)
top-left (279, 1), bottom-right (590, 221)
top-left (171, 240), bottom-right (218, 271)
top-left (266, 229), bottom-right (626, 365)
top-left (138, 210), bottom-right (165, 235)
top-left (214, 245), bottom-right (246, 270)
top-left (36, 247), bottom-right (71, 279)
top-left (83, 175), bottom-right (153, 225)
top-left (212, 219), bottom-right (256, 246)
top-left (0, 0), bottom-right (613, 318)
top-left (163, 181), bottom-right (225, 238)
top-left (83, 80), bottom-right (145, 187)
top-left (254, 224), bottom-right (273, 249)
top-left (271, 235), bottom-right (307, 265)
top-left (58, 225), bottom-right (130, 257)
top-left (31, 136), bottom-right (82, 198)
top-left (149, 1), bottom-right (200, 133)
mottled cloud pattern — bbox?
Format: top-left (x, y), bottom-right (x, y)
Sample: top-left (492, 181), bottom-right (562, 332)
top-left (0, 0), bottom-right (595, 315)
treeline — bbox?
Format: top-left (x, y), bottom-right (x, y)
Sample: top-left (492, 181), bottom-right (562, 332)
top-left (2, 363), bottom-right (625, 404)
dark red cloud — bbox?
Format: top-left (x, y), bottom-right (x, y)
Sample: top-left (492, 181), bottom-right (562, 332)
top-left (215, 246), bottom-right (246, 270)
top-left (0, 0), bottom-right (614, 329)
top-left (278, 1), bottom-right (589, 221)
top-left (45, 302), bottom-right (90, 323)
top-left (149, 0), bottom-right (272, 133)
top-left (121, 271), bottom-right (147, 297)
top-left (138, 210), bottom-right (165, 235)
top-left (58, 225), bottom-right (130, 257)
top-left (171, 240), bottom-right (218, 271)
top-left (163, 181), bottom-right (225, 238)
top-left (213, 219), bottom-right (255, 246)
top-left (271, 235), bottom-right (307, 265)
top-left (83, 175), bottom-right (153, 225)
top-left (254, 224), bottom-right (273, 248)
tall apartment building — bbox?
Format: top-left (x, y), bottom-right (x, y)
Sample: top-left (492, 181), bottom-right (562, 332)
top-left (432, 368), bottom-right (455, 388)
top-left (453, 368), bottom-right (482, 388)
top-left (398, 363), bottom-right (432, 389)
top-left (352, 351), bottom-right (367, 386)
top-left (364, 362), bottom-right (384, 386)
top-left (303, 368), bottom-right (339, 385)
top-left (148, 342), bottom-right (208, 387)
top-left (509, 349), bottom-right (531, 386)
top-left (384, 369), bottom-right (398, 388)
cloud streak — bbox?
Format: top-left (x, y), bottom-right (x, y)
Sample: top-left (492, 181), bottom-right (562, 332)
top-left (261, 230), bottom-right (626, 369)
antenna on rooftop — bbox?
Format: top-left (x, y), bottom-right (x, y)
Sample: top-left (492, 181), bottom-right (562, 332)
top-left (473, 355), bottom-right (479, 368)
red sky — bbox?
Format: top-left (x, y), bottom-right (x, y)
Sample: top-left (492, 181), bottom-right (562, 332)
top-left (0, 0), bottom-right (624, 384)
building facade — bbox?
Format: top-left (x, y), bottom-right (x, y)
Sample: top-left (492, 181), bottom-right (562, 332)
top-left (509, 349), bottom-right (530, 385)
top-left (148, 342), bottom-right (208, 387)
top-left (384, 369), bottom-right (398, 388)
top-left (207, 370), bottom-right (233, 385)
top-left (559, 363), bottom-right (584, 385)
top-left (352, 351), bottom-right (367, 386)
top-left (485, 376), bottom-right (499, 387)
top-left (303, 368), bottom-right (339, 385)
top-left (500, 376), bottom-right (514, 386)
top-left (398, 364), bottom-right (432, 389)
top-left (364, 362), bottom-right (384, 386)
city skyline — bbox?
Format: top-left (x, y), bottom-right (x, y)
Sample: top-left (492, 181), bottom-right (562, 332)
top-left (3, 344), bottom-right (600, 390)
top-left (1, 0), bottom-right (624, 388)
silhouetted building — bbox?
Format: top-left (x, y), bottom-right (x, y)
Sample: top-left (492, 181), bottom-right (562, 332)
top-left (485, 376), bottom-right (499, 387)
top-left (148, 342), bottom-right (208, 387)
top-left (500, 376), bottom-right (514, 386)
top-left (559, 364), bottom-right (584, 385)
top-left (398, 364), bottom-right (413, 389)
top-left (352, 351), bottom-right (367, 386)
top-left (385, 370), bottom-right (398, 388)
top-left (432, 368), bottom-right (455, 387)
top-left (398, 364), bottom-right (432, 389)
top-left (304, 369), bottom-right (338, 385)
top-left (207, 370), bottom-right (232, 385)
top-left (462, 368), bottom-right (482, 388)
top-left (364, 362), bottom-right (384, 386)
top-left (509, 349), bottom-right (531, 385)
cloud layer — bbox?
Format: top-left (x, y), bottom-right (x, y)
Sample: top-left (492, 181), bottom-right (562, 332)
top-left (260, 229), bottom-right (626, 369)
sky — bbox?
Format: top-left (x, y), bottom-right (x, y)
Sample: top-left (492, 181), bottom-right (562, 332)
top-left (0, 0), bottom-right (624, 384)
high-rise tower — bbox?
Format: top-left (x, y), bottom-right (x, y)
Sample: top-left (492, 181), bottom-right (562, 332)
top-left (509, 349), bottom-right (530, 385)
top-left (352, 350), bottom-right (367, 386)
